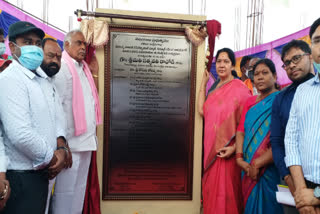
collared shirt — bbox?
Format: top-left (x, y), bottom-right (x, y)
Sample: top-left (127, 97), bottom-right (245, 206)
top-left (46, 76), bottom-right (67, 138)
top-left (0, 60), bottom-right (64, 170)
top-left (0, 128), bottom-right (7, 172)
top-left (285, 74), bottom-right (320, 184)
top-left (53, 58), bottom-right (97, 152)
top-left (270, 73), bottom-right (314, 179)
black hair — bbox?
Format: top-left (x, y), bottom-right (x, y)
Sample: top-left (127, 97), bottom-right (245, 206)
top-left (310, 17), bottom-right (320, 39)
top-left (281, 40), bottom-right (311, 61)
top-left (240, 55), bottom-right (252, 69)
top-left (253, 58), bottom-right (276, 74)
top-left (41, 37), bottom-right (58, 48)
top-left (215, 48), bottom-right (236, 66)
top-left (231, 70), bottom-right (240, 79)
top-left (8, 36), bottom-right (15, 43)
top-left (0, 28), bottom-right (4, 36)
top-left (253, 58), bottom-right (279, 89)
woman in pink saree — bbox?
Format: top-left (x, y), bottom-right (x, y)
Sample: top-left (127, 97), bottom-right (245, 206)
top-left (198, 48), bottom-right (251, 214)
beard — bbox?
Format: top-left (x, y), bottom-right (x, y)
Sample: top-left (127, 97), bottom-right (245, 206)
top-left (41, 62), bottom-right (60, 77)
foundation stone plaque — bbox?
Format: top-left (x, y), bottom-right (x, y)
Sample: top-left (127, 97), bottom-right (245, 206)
top-left (103, 26), bottom-right (196, 200)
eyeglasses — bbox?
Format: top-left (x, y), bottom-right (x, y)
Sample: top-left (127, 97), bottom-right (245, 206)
top-left (282, 53), bottom-right (309, 69)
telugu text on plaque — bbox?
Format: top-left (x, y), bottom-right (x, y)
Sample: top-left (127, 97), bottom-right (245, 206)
top-left (104, 29), bottom-right (195, 199)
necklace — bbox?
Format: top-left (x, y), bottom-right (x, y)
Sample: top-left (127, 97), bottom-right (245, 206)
top-left (217, 75), bottom-right (233, 88)
top-left (256, 88), bottom-right (277, 102)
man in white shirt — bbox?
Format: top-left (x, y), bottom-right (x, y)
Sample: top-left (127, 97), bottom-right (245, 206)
top-left (51, 29), bottom-right (101, 214)
top-left (0, 21), bottom-right (67, 214)
top-left (0, 128), bottom-right (10, 211)
top-left (40, 37), bottom-right (74, 214)
top-left (287, 17), bottom-right (320, 214)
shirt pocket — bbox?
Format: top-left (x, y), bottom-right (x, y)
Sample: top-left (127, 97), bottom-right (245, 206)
top-left (30, 85), bottom-right (47, 113)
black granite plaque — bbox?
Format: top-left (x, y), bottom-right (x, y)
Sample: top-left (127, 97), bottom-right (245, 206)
top-left (103, 26), bottom-right (196, 200)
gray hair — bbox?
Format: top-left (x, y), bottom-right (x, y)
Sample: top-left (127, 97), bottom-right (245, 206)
top-left (249, 57), bottom-right (261, 67)
top-left (63, 29), bottom-right (84, 49)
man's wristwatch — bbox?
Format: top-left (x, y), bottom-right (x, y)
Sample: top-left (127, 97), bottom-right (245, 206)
top-left (314, 186), bottom-right (320, 199)
top-left (57, 146), bottom-right (69, 158)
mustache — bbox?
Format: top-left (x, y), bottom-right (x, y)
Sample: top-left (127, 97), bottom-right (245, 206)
top-left (47, 62), bottom-right (59, 68)
top-left (41, 62), bottom-right (60, 77)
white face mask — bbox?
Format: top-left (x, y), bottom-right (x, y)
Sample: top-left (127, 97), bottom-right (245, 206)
top-left (12, 43), bottom-right (44, 71)
top-left (245, 69), bottom-right (249, 77)
top-left (0, 43), bottom-right (6, 55)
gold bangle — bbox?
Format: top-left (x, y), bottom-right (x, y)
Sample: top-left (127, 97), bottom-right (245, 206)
top-left (235, 153), bottom-right (243, 159)
top-left (92, 74), bottom-right (98, 78)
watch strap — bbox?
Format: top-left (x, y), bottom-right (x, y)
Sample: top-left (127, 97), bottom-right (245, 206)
top-left (314, 186), bottom-right (320, 199)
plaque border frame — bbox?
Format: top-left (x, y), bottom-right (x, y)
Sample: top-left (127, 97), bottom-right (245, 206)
top-left (103, 24), bottom-right (197, 200)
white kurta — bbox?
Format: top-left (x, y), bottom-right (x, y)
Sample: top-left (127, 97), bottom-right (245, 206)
top-left (50, 58), bottom-right (98, 214)
top-left (53, 58), bottom-right (97, 152)
top-left (0, 128), bottom-right (7, 173)
top-left (44, 76), bottom-right (66, 214)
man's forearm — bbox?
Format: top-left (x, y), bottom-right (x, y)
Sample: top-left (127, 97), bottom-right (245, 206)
top-left (253, 148), bottom-right (273, 168)
top-left (289, 165), bottom-right (307, 190)
top-left (0, 172), bottom-right (6, 193)
top-left (284, 174), bottom-right (296, 196)
top-left (0, 173), bottom-right (5, 181)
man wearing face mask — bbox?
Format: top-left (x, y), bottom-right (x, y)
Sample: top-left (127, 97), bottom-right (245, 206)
top-left (0, 29), bottom-right (10, 60)
top-left (0, 29), bottom-right (12, 73)
top-left (240, 55), bottom-right (254, 93)
top-left (0, 21), bottom-right (67, 214)
top-left (247, 57), bottom-right (260, 95)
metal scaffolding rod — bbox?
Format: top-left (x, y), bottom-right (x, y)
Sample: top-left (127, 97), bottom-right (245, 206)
top-left (5, 0), bottom-right (66, 33)
top-left (246, 0), bottom-right (264, 48)
top-left (74, 9), bottom-right (206, 26)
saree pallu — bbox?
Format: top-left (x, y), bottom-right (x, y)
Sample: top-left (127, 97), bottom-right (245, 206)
top-left (242, 91), bottom-right (283, 214)
top-left (202, 79), bottom-right (251, 214)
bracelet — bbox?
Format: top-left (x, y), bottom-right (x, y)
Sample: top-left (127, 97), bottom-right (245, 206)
top-left (57, 146), bottom-right (68, 151)
top-left (57, 146), bottom-right (69, 158)
top-left (92, 74), bottom-right (98, 78)
top-left (0, 181), bottom-right (8, 200)
top-left (235, 153), bottom-right (243, 159)
top-left (251, 161), bottom-right (258, 168)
